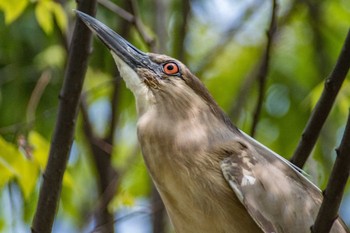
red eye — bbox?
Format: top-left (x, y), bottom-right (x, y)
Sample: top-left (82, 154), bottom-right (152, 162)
top-left (163, 62), bottom-right (179, 75)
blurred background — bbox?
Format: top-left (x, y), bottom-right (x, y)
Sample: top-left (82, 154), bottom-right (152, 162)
top-left (0, 0), bottom-right (349, 232)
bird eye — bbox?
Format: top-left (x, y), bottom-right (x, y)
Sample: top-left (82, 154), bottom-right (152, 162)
top-left (163, 62), bottom-right (179, 75)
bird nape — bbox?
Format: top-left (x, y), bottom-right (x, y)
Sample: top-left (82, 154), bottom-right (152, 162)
top-left (76, 11), bottom-right (349, 233)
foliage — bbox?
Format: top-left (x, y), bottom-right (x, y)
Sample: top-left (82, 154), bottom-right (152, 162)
top-left (0, 0), bottom-right (349, 232)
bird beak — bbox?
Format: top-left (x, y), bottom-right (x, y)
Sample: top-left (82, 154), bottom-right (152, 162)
top-left (75, 10), bottom-right (151, 71)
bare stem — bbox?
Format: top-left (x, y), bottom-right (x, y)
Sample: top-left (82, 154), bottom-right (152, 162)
top-left (290, 29), bottom-right (350, 168)
top-left (31, 1), bottom-right (97, 232)
top-left (250, 0), bottom-right (278, 137)
top-left (80, 99), bottom-right (118, 233)
top-left (312, 110), bottom-right (350, 233)
top-left (98, 0), bottom-right (156, 50)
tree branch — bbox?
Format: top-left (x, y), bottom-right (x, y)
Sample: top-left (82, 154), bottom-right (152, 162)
top-left (290, 29), bottom-right (350, 168)
top-left (171, 0), bottom-right (191, 62)
top-left (194, 0), bottom-right (263, 78)
top-left (229, 1), bottom-right (299, 122)
top-left (80, 99), bottom-right (118, 233)
top-left (153, 0), bottom-right (168, 53)
top-left (106, 77), bottom-right (122, 143)
top-left (89, 197), bottom-right (165, 233)
top-left (151, 184), bottom-right (166, 233)
top-left (98, 0), bottom-right (156, 50)
top-left (300, 0), bottom-right (330, 77)
top-left (31, 1), bottom-right (97, 232)
top-left (26, 70), bottom-right (52, 127)
top-left (250, 0), bottom-right (278, 137)
top-left (312, 110), bottom-right (350, 233)
top-left (97, 0), bottom-right (133, 22)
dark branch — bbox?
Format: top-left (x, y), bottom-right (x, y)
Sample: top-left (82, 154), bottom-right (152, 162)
top-left (291, 29), bottom-right (350, 168)
top-left (31, 1), bottom-right (97, 232)
top-left (312, 110), bottom-right (350, 233)
top-left (107, 76), bottom-right (123, 143)
top-left (80, 99), bottom-right (118, 233)
top-left (151, 184), bottom-right (166, 233)
top-left (250, 0), bottom-right (278, 137)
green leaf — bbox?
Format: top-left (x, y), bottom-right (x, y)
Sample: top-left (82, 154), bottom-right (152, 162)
top-left (34, 0), bottom-right (67, 35)
top-left (12, 156), bottom-right (39, 200)
top-left (109, 158), bottom-right (150, 211)
top-left (51, 2), bottom-right (67, 32)
top-left (110, 191), bottom-right (136, 210)
top-left (35, 0), bottom-right (54, 34)
top-left (0, 136), bottom-right (21, 164)
top-left (0, 159), bottom-right (15, 189)
top-left (63, 171), bottom-right (74, 189)
top-left (29, 131), bottom-right (50, 170)
top-left (120, 158), bottom-right (150, 197)
top-left (337, 79), bottom-right (350, 116)
top-left (0, 137), bottom-right (19, 189)
top-left (34, 45), bottom-right (66, 69)
top-left (0, 0), bottom-right (28, 24)
top-left (0, 136), bottom-right (39, 199)
top-left (84, 67), bottom-right (113, 103)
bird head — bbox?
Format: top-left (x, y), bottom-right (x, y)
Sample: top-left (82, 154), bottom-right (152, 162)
top-left (76, 11), bottom-right (235, 129)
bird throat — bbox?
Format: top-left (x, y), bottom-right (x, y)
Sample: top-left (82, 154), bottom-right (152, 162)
top-left (111, 51), bottom-right (155, 116)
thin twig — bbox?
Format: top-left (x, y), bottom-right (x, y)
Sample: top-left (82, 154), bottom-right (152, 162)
top-left (81, 141), bottom-right (143, 233)
top-left (250, 0), bottom-right (278, 137)
top-left (106, 76), bottom-right (122, 143)
top-left (98, 0), bottom-right (156, 50)
top-left (98, 0), bottom-right (133, 22)
top-left (312, 110), bottom-right (350, 233)
top-left (80, 99), bottom-right (118, 233)
top-left (154, 0), bottom-right (168, 53)
top-left (130, 0), bottom-right (156, 50)
top-left (171, 0), bottom-right (191, 61)
top-left (151, 1), bottom-right (172, 231)
top-left (299, 0), bottom-right (330, 77)
top-left (26, 70), bottom-right (52, 127)
top-left (194, 0), bottom-right (263, 77)
top-left (226, 1), bottom-right (300, 121)
top-left (290, 29), bottom-right (350, 168)
top-left (86, 146), bottom-right (142, 233)
top-left (31, 1), bottom-right (97, 232)
top-left (90, 198), bottom-right (165, 233)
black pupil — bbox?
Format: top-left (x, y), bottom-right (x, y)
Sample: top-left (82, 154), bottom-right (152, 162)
top-left (167, 64), bottom-right (174, 70)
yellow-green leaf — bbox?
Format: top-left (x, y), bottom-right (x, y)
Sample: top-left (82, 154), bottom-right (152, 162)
top-left (51, 2), bottom-right (67, 32)
top-left (110, 191), bottom-right (136, 211)
top-left (0, 0), bottom-right (28, 24)
top-left (337, 79), bottom-right (350, 116)
top-left (35, 0), bottom-right (54, 34)
top-left (0, 135), bottom-right (39, 199)
top-left (63, 171), bottom-right (74, 189)
top-left (0, 158), bottom-right (15, 189)
top-left (35, 45), bottom-right (66, 69)
top-left (29, 131), bottom-right (50, 170)
top-left (12, 156), bottom-right (39, 200)
top-left (0, 137), bottom-right (20, 189)
top-left (0, 136), bottom-right (22, 163)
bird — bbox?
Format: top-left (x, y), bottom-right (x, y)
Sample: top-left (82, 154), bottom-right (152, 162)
top-left (76, 11), bottom-right (349, 233)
